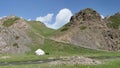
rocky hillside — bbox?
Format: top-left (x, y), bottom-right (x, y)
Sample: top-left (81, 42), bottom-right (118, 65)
top-left (0, 15), bottom-right (54, 54)
top-left (0, 16), bottom-right (31, 54)
top-left (52, 8), bottom-right (120, 51)
top-left (0, 8), bottom-right (120, 54)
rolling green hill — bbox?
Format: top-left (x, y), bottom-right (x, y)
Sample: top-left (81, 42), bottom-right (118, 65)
top-left (27, 21), bottom-right (56, 37)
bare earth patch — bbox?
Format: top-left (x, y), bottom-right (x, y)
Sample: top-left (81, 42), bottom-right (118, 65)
top-left (48, 56), bottom-right (101, 65)
top-left (0, 56), bottom-right (10, 59)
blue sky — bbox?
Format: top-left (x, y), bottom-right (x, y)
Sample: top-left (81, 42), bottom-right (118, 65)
top-left (0, 0), bottom-right (120, 29)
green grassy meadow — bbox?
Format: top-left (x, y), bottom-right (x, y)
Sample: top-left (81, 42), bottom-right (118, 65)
top-left (1, 39), bottom-right (120, 68)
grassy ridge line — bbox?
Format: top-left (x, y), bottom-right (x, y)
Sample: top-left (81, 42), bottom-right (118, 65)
top-left (108, 14), bottom-right (120, 29)
top-left (27, 21), bottom-right (56, 37)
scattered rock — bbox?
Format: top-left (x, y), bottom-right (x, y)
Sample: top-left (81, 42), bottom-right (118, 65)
top-left (0, 56), bottom-right (10, 59)
top-left (48, 56), bottom-right (101, 65)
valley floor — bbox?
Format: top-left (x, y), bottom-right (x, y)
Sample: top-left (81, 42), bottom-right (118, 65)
top-left (1, 39), bottom-right (120, 68)
top-left (0, 56), bottom-right (120, 68)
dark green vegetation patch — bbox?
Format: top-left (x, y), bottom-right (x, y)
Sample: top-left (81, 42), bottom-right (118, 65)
top-left (60, 22), bottom-right (72, 31)
top-left (108, 14), bottom-right (120, 29)
top-left (3, 18), bottom-right (19, 27)
top-left (61, 27), bottom-right (68, 31)
top-left (13, 43), bottom-right (19, 48)
top-left (80, 26), bottom-right (87, 30)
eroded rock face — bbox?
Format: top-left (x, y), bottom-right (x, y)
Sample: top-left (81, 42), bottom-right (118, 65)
top-left (102, 30), bottom-right (120, 51)
top-left (52, 8), bottom-right (120, 51)
top-left (0, 16), bottom-right (31, 54)
top-left (12, 19), bottom-right (28, 29)
top-left (70, 8), bottom-right (102, 26)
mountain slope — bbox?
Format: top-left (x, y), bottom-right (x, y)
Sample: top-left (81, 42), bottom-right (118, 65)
top-left (0, 16), bottom-right (32, 54)
top-left (0, 15), bottom-right (55, 54)
top-left (51, 8), bottom-right (120, 51)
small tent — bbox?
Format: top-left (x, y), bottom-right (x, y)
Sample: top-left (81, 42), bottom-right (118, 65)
top-left (35, 49), bottom-right (45, 55)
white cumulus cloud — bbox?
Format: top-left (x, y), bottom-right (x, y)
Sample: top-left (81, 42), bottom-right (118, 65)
top-left (101, 15), bottom-right (104, 19)
top-left (36, 13), bottom-right (54, 24)
top-left (51, 8), bottom-right (73, 29)
top-left (27, 19), bottom-right (31, 21)
top-left (36, 8), bottom-right (72, 29)
top-left (0, 16), bottom-right (7, 19)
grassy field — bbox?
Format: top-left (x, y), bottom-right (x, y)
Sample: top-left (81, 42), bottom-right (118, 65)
top-left (1, 39), bottom-right (120, 68)
top-left (1, 59), bottom-right (120, 68)
top-left (0, 39), bottom-right (101, 62)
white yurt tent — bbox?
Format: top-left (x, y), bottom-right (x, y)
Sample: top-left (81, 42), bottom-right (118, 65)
top-left (35, 49), bottom-right (45, 55)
